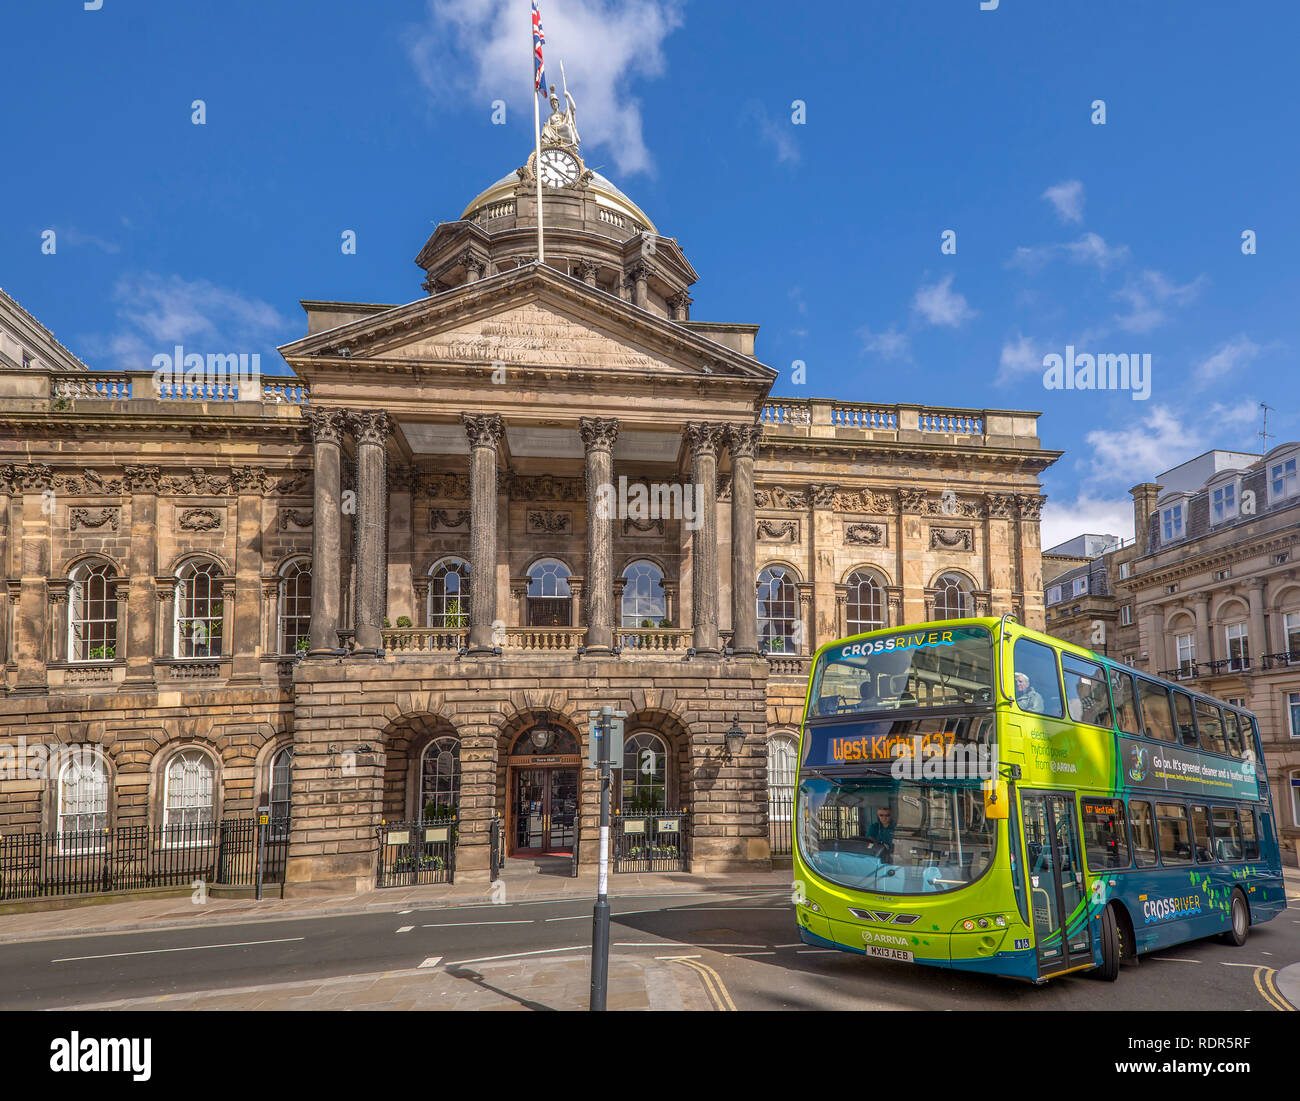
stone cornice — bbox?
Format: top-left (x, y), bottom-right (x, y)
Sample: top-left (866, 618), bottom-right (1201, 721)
top-left (0, 463), bottom-right (312, 497)
top-left (758, 436), bottom-right (1061, 473)
top-left (1129, 531), bottom-right (1299, 592)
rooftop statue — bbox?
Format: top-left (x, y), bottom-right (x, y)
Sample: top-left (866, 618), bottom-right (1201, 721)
top-left (540, 84), bottom-right (580, 150)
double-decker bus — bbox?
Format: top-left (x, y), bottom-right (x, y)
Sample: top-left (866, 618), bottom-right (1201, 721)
top-left (792, 616), bottom-right (1286, 982)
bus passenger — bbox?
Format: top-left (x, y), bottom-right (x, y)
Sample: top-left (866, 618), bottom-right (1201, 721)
top-left (866, 807), bottom-right (896, 854)
top-left (1014, 672), bottom-right (1045, 713)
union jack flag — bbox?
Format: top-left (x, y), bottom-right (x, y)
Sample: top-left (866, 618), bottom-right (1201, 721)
top-left (532, 1), bottom-right (547, 97)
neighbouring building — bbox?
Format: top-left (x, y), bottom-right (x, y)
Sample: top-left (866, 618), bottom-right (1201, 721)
top-left (0, 123), bottom-right (1059, 893)
top-left (1044, 447), bottom-right (1300, 863)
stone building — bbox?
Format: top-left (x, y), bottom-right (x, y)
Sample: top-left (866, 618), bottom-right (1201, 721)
top-left (1044, 447), bottom-right (1300, 863)
top-left (0, 132), bottom-right (1058, 893)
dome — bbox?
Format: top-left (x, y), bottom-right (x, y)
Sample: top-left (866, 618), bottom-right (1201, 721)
top-left (460, 167), bottom-right (658, 235)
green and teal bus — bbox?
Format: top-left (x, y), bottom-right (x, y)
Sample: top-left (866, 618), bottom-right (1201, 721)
top-left (792, 616), bottom-right (1286, 983)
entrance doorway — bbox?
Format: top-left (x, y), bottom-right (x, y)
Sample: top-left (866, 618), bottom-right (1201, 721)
top-left (514, 767), bottom-right (579, 854)
top-left (1020, 791), bottom-right (1092, 975)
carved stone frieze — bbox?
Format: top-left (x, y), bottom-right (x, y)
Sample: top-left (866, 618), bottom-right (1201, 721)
top-left (278, 508), bottom-right (314, 531)
top-left (69, 507), bottom-right (120, 533)
top-left (178, 507), bottom-right (224, 532)
top-left (930, 526), bottom-right (975, 552)
top-left (757, 520), bottom-right (799, 543)
top-left (833, 488), bottom-right (894, 514)
top-left (527, 509), bottom-right (572, 535)
top-left (845, 523), bottom-right (886, 546)
top-left (754, 485), bottom-right (808, 510)
top-left (429, 508), bottom-right (470, 532)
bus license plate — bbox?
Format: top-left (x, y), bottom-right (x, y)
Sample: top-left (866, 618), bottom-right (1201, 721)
top-left (866, 946), bottom-right (914, 963)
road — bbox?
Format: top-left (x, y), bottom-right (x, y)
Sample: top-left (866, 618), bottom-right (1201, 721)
top-left (2, 886), bottom-right (1297, 1011)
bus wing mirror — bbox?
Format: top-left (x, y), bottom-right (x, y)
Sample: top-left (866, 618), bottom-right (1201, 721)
top-left (983, 779), bottom-right (1009, 820)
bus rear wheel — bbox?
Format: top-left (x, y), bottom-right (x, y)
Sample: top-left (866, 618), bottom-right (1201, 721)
top-left (1220, 891), bottom-right (1249, 947)
top-left (1095, 904), bottom-right (1121, 982)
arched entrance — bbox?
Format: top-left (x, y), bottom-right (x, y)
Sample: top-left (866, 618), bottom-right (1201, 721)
top-left (507, 719), bottom-right (581, 856)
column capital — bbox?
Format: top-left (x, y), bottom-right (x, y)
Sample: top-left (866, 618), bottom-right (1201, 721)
top-left (348, 410), bottom-right (393, 447)
top-left (684, 422), bottom-right (726, 459)
top-left (462, 412), bottom-right (506, 450)
top-left (579, 417), bottom-right (619, 452)
top-left (302, 407), bottom-right (348, 445)
top-left (726, 422), bottom-right (763, 459)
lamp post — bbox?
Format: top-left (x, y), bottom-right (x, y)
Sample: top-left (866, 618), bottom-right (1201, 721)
top-left (724, 714), bottom-right (745, 761)
top-left (589, 704), bottom-right (625, 1011)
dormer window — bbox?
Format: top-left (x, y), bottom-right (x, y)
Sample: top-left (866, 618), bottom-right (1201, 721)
top-left (1210, 482), bottom-right (1238, 525)
top-left (1072, 577), bottom-right (1088, 597)
top-left (1270, 454), bottom-right (1298, 504)
top-left (1046, 584), bottom-right (1062, 606)
top-left (1161, 503), bottom-right (1185, 543)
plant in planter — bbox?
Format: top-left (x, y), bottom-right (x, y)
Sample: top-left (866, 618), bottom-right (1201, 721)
top-left (295, 637), bottom-right (310, 654)
top-left (396, 615), bottom-right (412, 628)
top-left (86, 644), bottom-right (116, 661)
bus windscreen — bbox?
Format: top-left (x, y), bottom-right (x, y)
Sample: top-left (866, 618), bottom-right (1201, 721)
top-left (808, 626), bottom-right (994, 718)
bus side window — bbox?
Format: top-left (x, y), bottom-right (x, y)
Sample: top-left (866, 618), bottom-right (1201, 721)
top-left (1194, 700), bottom-right (1228, 756)
top-left (1156, 803), bottom-right (1194, 864)
top-left (1190, 804), bottom-right (1214, 863)
top-left (1137, 679), bottom-right (1176, 743)
top-left (1211, 805), bottom-right (1243, 861)
top-left (1062, 654), bottom-right (1112, 729)
top-left (1110, 669), bottom-right (1141, 735)
top-left (1171, 691), bottom-right (1197, 747)
top-left (1012, 637), bottom-right (1064, 718)
top-left (1082, 798), bottom-right (1130, 869)
top-left (1223, 712), bottom-right (1244, 758)
top-left (1241, 808), bottom-right (1261, 860)
top-left (1128, 800), bottom-right (1158, 866)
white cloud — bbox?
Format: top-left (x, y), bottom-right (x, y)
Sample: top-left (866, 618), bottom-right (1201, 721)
top-left (1082, 405), bottom-right (1202, 489)
top-left (1194, 334), bottom-right (1264, 386)
top-left (57, 226), bottom-right (121, 255)
top-left (997, 332), bottom-right (1043, 384)
top-left (755, 108), bottom-right (800, 164)
top-left (88, 273), bottom-right (292, 370)
top-left (406, 0), bottom-right (683, 176)
top-left (911, 273), bottom-right (976, 328)
top-left (1114, 269), bottom-right (1207, 333)
top-left (1040, 493), bottom-right (1135, 551)
top-left (1042, 179), bottom-right (1084, 224)
top-left (859, 326), bottom-right (911, 360)
top-left (1011, 232), bottom-right (1129, 273)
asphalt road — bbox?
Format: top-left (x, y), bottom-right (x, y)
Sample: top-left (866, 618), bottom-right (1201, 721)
top-left (2, 888), bottom-right (1297, 1011)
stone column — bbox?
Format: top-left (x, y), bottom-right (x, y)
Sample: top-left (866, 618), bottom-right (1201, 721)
top-left (304, 408), bottom-right (346, 654)
top-left (686, 423), bottom-right (725, 655)
top-left (576, 259), bottom-right (600, 287)
top-left (668, 292), bottom-right (692, 322)
top-left (1193, 594), bottom-right (1211, 667)
top-left (580, 417), bottom-right (619, 654)
top-left (463, 413), bottom-right (505, 654)
top-left (1248, 579), bottom-right (1267, 668)
top-left (122, 466), bottom-right (160, 689)
top-left (728, 423), bottom-right (761, 657)
top-left (349, 411), bottom-right (392, 655)
top-left (629, 263), bottom-right (649, 309)
top-left (229, 475), bottom-right (265, 682)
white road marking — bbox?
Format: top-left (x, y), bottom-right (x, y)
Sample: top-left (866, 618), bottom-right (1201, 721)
top-left (51, 937), bottom-right (304, 963)
top-left (614, 942), bottom-right (686, 947)
top-left (796, 949), bottom-right (840, 955)
top-left (447, 946), bottom-right (586, 966)
top-left (418, 956), bottom-right (443, 968)
top-left (398, 910), bottom-right (413, 915)
top-left (421, 920), bottom-right (534, 928)
top-left (732, 951), bottom-right (777, 957)
top-left (1150, 957), bottom-right (1201, 963)
top-left (396, 926), bottom-right (414, 934)
top-left (1222, 961), bottom-right (1266, 967)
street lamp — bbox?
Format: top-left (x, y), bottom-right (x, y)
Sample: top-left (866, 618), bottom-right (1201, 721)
top-left (723, 715), bottom-right (745, 761)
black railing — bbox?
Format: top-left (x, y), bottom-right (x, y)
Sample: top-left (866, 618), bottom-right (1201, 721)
top-left (769, 788), bottom-right (794, 856)
top-left (613, 811), bottom-right (688, 873)
top-left (1261, 651), bottom-right (1300, 671)
top-left (0, 818), bottom-right (288, 902)
top-left (376, 819), bottom-right (457, 887)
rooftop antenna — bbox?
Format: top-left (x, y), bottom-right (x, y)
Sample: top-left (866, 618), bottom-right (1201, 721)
top-left (1259, 402), bottom-right (1276, 454)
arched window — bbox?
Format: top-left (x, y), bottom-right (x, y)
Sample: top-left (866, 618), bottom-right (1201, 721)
top-left (175, 560), bottom-right (223, 658)
top-left (933, 573), bottom-right (970, 619)
top-left (527, 558), bottom-right (572, 627)
top-left (57, 750), bottom-right (109, 850)
top-left (269, 747), bottom-right (293, 838)
top-left (68, 561), bottom-right (118, 663)
top-left (621, 560), bottom-right (666, 628)
top-left (419, 737), bottom-right (461, 821)
top-left (758, 566), bottom-right (800, 652)
top-left (278, 560), bottom-right (312, 655)
top-left (845, 571), bottom-right (885, 635)
top-left (621, 731), bottom-right (669, 812)
top-left (162, 748), bottom-right (216, 835)
top-left (427, 558), bottom-right (471, 629)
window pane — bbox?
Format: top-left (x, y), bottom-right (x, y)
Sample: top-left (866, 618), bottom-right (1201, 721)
top-left (1211, 806), bottom-right (1243, 861)
top-left (1062, 654), bottom-right (1112, 728)
top-left (1156, 803), bottom-right (1193, 864)
top-left (1129, 800), bottom-right (1158, 866)
top-left (1012, 638), bottom-right (1063, 718)
top-left (622, 732), bottom-right (668, 812)
top-left (1193, 700), bottom-right (1227, 755)
top-left (1222, 711), bottom-right (1244, 757)
top-left (1137, 680), bottom-right (1176, 742)
top-left (1190, 805), bottom-right (1214, 862)
top-left (1082, 797), bottom-right (1130, 870)
top-left (1110, 670), bottom-right (1141, 734)
top-left (1172, 692), bottom-right (1196, 746)
top-left (1240, 808), bottom-right (1260, 860)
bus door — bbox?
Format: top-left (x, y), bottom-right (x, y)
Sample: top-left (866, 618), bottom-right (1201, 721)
top-left (1020, 791), bottom-right (1093, 975)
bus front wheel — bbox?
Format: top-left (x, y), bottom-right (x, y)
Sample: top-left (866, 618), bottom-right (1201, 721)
top-left (1220, 891), bottom-right (1250, 947)
top-left (1095, 904), bottom-right (1121, 982)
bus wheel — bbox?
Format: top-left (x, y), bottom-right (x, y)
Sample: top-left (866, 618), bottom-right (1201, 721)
top-left (1220, 891), bottom-right (1250, 947)
top-left (1095, 905), bottom-right (1121, 982)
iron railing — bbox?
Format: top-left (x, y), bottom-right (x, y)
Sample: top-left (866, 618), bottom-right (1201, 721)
top-left (613, 811), bottom-right (688, 873)
top-left (376, 819), bottom-right (457, 887)
top-left (0, 818), bottom-right (288, 902)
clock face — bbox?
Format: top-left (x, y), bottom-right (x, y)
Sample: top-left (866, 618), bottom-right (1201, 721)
top-left (539, 148), bottom-right (580, 188)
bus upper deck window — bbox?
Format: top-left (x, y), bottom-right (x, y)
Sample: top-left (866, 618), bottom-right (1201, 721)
top-left (1110, 669), bottom-right (1140, 735)
top-left (1172, 692), bottom-right (1197, 747)
top-left (1194, 700), bottom-right (1228, 755)
top-left (1062, 654), bottom-right (1112, 729)
top-left (1012, 638), bottom-right (1064, 718)
top-left (1137, 679), bottom-right (1176, 743)
top-left (1223, 712), bottom-right (1245, 758)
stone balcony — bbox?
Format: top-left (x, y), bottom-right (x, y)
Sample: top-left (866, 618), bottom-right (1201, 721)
top-left (0, 367), bottom-right (309, 407)
top-left (759, 398), bottom-right (1043, 449)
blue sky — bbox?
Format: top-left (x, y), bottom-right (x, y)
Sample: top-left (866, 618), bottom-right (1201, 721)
top-left (2, 0), bottom-right (1296, 547)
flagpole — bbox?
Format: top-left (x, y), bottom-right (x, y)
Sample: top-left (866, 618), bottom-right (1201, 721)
top-left (534, 82), bottom-right (545, 264)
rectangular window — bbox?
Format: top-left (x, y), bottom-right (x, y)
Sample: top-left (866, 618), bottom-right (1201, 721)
top-left (1176, 634), bottom-right (1195, 676)
top-left (1110, 669), bottom-right (1141, 735)
top-left (1225, 622), bottom-right (1250, 671)
top-left (1046, 585), bottom-right (1061, 606)
top-left (1120, 604), bottom-right (1133, 626)
top-left (1072, 577), bottom-right (1088, 597)
top-left (1161, 504), bottom-right (1185, 542)
top-left (1012, 638), bottom-right (1064, 718)
top-left (1156, 803), bottom-right (1194, 864)
top-left (1119, 562), bottom-right (1131, 580)
top-left (1211, 484), bottom-right (1237, 524)
top-left (1062, 653), bottom-right (1112, 728)
top-left (1211, 806), bottom-right (1243, 861)
top-left (1172, 692), bottom-right (1197, 747)
top-left (1293, 779), bottom-right (1300, 830)
top-left (1194, 699), bottom-right (1227, 755)
top-left (1284, 613), bottom-right (1300, 662)
top-left (1289, 693), bottom-right (1300, 738)
top-left (1129, 800), bottom-right (1158, 867)
top-left (1137, 679), bottom-right (1176, 742)
top-left (1190, 804), bottom-right (1214, 862)
top-left (1082, 797), bottom-right (1130, 870)
top-left (1271, 457), bottom-right (1298, 501)
top-left (1241, 808), bottom-right (1260, 860)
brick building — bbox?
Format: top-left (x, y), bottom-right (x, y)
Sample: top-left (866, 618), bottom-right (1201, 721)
top-left (0, 134), bottom-right (1058, 893)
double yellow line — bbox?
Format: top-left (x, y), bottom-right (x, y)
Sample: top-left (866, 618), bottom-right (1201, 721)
top-left (661, 955), bottom-right (737, 1011)
top-left (1253, 966), bottom-right (1295, 1012)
